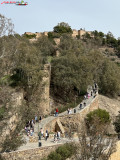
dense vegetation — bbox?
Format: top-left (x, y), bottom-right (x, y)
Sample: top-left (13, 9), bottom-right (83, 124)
top-left (51, 34), bottom-right (120, 100)
top-left (86, 108), bottom-right (110, 125)
top-left (82, 30), bottom-right (120, 56)
top-left (42, 143), bottom-right (76, 160)
top-left (0, 16), bottom-right (120, 152)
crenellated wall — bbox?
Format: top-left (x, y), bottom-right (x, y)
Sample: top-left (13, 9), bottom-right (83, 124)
top-left (24, 29), bottom-right (93, 41)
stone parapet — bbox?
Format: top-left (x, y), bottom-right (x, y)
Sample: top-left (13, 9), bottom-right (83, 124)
top-left (1, 144), bottom-right (62, 160)
top-left (44, 95), bottom-right (99, 133)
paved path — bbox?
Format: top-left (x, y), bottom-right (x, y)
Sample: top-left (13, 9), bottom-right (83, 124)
top-left (35, 88), bottom-right (97, 132)
top-left (18, 137), bottom-right (79, 151)
top-left (18, 88), bottom-right (98, 151)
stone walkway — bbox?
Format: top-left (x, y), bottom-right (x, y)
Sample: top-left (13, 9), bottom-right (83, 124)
top-left (18, 88), bottom-right (97, 151)
top-left (36, 88), bottom-right (97, 132)
top-left (18, 137), bottom-right (79, 151)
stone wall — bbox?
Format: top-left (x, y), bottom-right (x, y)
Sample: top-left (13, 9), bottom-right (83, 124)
top-left (1, 144), bottom-right (62, 160)
top-left (53, 38), bottom-right (60, 46)
top-left (72, 29), bottom-right (78, 38)
top-left (44, 95), bottom-right (99, 133)
top-left (39, 64), bottom-right (51, 115)
top-left (25, 29), bottom-right (93, 41)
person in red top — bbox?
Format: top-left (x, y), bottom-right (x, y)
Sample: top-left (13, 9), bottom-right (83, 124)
top-left (56, 108), bottom-right (58, 116)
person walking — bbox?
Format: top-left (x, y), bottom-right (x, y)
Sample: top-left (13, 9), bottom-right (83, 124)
top-left (74, 108), bottom-right (76, 113)
top-left (69, 108), bottom-right (72, 114)
top-left (38, 131), bottom-right (41, 140)
top-left (54, 132), bottom-right (57, 142)
top-left (35, 115), bottom-right (38, 123)
top-left (56, 108), bottom-right (58, 116)
top-left (40, 128), bottom-right (44, 137)
top-left (57, 131), bottom-right (61, 140)
top-left (45, 130), bottom-right (48, 141)
top-left (84, 102), bottom-right (86, 107)
top-left (80, 103), bottom-right (82, 109)
top-left (91, 91), bottom-right (93, 96)
top-left (67, 108), bottom-right (70, 114)
top-left (39, 116), bottom-right (42, 122)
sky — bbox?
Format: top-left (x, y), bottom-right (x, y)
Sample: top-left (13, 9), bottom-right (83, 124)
top-left (0, 0), bottom-right (120, 38)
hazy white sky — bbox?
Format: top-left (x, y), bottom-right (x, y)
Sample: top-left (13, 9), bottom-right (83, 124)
top-left (0, 0), bottom-right (120, 38)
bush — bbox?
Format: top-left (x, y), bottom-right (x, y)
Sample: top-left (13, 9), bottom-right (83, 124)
top-left (86, 109), bottom-right (110, 124)
top-left (48, 152), bottom-right (61, 160)
top-left (24, 34), bottom-right (36, 39)
top-left (44, 143), bottom-right (76, 160)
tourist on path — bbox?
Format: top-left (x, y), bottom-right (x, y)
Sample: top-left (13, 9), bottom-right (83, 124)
top-left (40, 128), bottom-right (44, 137)
top-left (74, 108), bottom-right (76, 113)
top-left (38, 131), bottom-right (42, 140)
top-left (91, 91), bottom-right (93, 96)
top-left (57, 131), bottom-right (61, 140)
top-left (80, 103), bottom-right (82, 109)
top-left (39, 116), bottom-right (42, 122)
top-left (35, 115), bottom-right (38, 123)
top-left (67, 108), bottom-right (70, 114)
top-left (54, 133), bottom-right (57, 142)
top-left (55, 108), bottom-right (58, 116)
top-left (69, 108), bottom-right (72, 114)
top-left (84, 102), bottom-right (86, 107)
top-left (45, 130), bottom-right (48, 141)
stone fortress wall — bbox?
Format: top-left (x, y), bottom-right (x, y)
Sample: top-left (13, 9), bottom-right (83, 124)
top-left (25, 29), bottom-right (93, 40)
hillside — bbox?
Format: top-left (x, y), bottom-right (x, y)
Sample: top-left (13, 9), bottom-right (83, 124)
top-left (0, 17), bottom-right (120, 155)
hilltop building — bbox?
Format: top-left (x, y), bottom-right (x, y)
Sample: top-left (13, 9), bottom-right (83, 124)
top-left (24, 29), bottom-right (93, 42)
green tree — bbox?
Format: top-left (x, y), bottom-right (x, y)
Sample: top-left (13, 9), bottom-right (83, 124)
top-left (86, 108), bottom-right (110, 125)
top-left (76, 109), bottom-right (116, 160)
top-left (99, 60), bottom-right (120, 97)
top-left (54, 22), bottom-right (72, 34)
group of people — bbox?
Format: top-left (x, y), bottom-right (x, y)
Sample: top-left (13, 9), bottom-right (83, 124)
top-left (24, 115), bottom-right (42, 137)
top-left (25, 119), bottom-right (35, 136)
top-left (54, 131), bottom-right (61, 142)
top-left (38, 128), bottom-right (49, 141)
top-left (67, 108), bottom-right (72, 114)
top-left (79, 84), bottom-right (98, 110)
top-left (34, 115), bottom-right (42, 123)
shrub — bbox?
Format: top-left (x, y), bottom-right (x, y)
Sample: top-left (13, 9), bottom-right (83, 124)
top-left (24, 34), bottom-right (36, 39)
top-left (48, 152), bottom-right (61, 160)
top-left (86, 108), bottom-right (110, 124)
top-left (45, 143), bottom-right (76, 160)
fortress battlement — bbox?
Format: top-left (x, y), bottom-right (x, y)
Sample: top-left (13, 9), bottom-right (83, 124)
top-left (24, 29), bottom-right (93, 40)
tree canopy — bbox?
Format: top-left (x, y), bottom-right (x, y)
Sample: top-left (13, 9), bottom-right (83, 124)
top-left (53, 22), bottom-right (72, 34)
